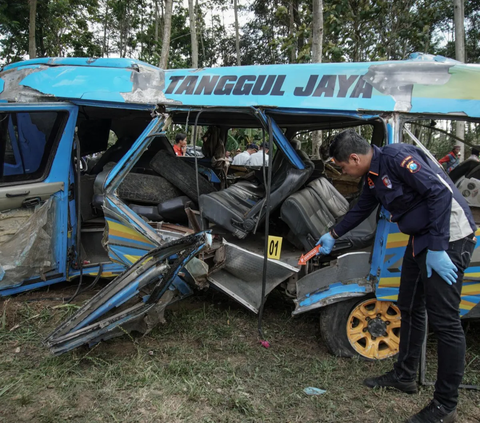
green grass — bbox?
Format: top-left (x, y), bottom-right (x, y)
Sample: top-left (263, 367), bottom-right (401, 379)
top-left (0, 289), bottom-right (479, 423)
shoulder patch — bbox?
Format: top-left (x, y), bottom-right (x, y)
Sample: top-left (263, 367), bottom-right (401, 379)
top-left (382, 175), bottom-right (392, 189)
top-left (406, 160), bottom-right (421, 173)
top-left (400, 155), bottom-right (413, 167)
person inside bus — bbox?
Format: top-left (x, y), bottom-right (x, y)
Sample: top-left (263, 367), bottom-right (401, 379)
top-left (247, 142), bottom-right (269, 166)
top-left (232, 144), bottom-right (258, 165)
top-left (467, 145), bottom-right (480, 162)
top-left (173, 133), bottom-right (187, 156)
top-left (439, 145), bottom-right (461, 173)
top-left (317, 130), bottom-right (476, 423)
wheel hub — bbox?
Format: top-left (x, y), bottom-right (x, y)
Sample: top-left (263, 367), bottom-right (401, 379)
top-left (367, 317), bottom-right (387, 338)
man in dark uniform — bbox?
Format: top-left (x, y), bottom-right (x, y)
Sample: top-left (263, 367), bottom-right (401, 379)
top-left (317, 130), bottom-right (476, 423)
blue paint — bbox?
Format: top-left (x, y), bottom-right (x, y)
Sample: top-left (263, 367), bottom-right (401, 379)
top-left (73, 281), bottom-right (141, 331)
top-left (172, 276), bottom-right (193, 296)
top-left (0, 275), bottom-right (67, 296)
top-left (267, 113), bottom-right (304, 170)
top-left (3, 57), bottom-right (157, 71)
top-left (299, 283), bottom-right (366, 307)
top-left (68, 262), bottom-right (126, 278)
top-left (108, 234), bottom-right (156, 250)
top-left (21, 67), bottom-right (133, 103)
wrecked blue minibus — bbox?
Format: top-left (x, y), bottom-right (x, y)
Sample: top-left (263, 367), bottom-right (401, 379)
top-left (1, 55), bottom-right (479, 359)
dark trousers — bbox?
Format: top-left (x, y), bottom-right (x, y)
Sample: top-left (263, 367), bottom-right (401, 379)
top-left (393, 234), bottom-right (476, 411)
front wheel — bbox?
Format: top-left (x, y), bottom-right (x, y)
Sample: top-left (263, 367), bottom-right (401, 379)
top-left (320, 296), bottom-right (401, 360)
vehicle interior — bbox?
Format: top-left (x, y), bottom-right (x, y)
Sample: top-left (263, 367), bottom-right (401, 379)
top-left (0, 104), bottom-right (387, 270)
top-left (76, 106), bottom-right (387, 268)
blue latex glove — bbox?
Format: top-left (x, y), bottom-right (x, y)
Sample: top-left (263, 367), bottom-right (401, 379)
top-left (316, 232), bottom-right (336, 255)
top-left (426, 250), bottom-right (458, 285)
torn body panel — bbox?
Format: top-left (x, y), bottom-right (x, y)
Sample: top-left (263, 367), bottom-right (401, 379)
top-left (0, 197), bottom-right (56, 287)
top-left (0, 58), bottom-right (174, 106)
top-left (46, 232), bottom-right (210, 355)
top-left (207, 241), bottom-right (299, 313)
top-left (293, 252), bottom-right (374, 315)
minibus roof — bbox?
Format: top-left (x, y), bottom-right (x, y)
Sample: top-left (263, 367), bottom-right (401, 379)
top-left (1, 54), bottom-right (480, 118)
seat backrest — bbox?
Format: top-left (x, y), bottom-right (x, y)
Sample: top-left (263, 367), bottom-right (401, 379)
top-left (280, 177), bottom-right (349, 250)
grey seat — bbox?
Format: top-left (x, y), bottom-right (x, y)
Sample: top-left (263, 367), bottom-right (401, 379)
top-left (199, 151), bottom-right (314, 238)
top-left (280, 177), bottom-right (378, 252)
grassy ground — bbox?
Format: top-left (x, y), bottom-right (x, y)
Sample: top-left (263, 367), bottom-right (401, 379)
top-left (0, 284), bottom-right (479, 423)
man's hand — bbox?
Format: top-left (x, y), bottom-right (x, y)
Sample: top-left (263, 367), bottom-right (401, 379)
top-left (426, 250), bottom-right (458, 285)
top-left (316, 232), bottom-right (336, 255)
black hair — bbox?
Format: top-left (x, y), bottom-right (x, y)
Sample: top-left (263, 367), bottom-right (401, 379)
top-left (329, 129), bottom-right (371, 162)
top-left (175, 133), bottom-right (187, 144)
top-left (472, 146), bottom-right (480, 156)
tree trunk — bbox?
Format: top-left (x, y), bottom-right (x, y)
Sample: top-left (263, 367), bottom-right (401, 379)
top-left (102, 0), bottom-right (109, 57)
top-left (197, 0), bottom-right (206, 63)
top-left (154, 0), bottom-right (159, 43)
top-left (454, 0), bottom-right (465, 160)
top-left (188, 0), bottom-right (198, 68)
top-left (234, 0), bottom-right (241, 65)
top-left (311, 0), bottom-right (323, 159)
top-left (159, 0), bottom-right (173, 69)
top-left (288, 1), bottom-right (296, 63)
top-left (28, 0), bottom-right (37, 59)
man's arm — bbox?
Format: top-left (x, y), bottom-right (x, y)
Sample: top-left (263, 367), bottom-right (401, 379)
top-left (332, 182), bottom-right (379, 238)
top-left (316, 183), bottom-right (378, 255)
top-left (391, 152), bottom-right (452, 251)
top-left (438, 152), bottom-right (451, 164)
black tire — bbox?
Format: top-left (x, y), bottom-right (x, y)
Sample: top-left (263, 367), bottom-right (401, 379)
top-left (150, 151), bottom-right (216, 204)
top-left (118, 172), bottom-right (182, 205)
top-left (320, 297), bottom-right (360, 358)
top-left (320, 295), bottom-right (401, 360)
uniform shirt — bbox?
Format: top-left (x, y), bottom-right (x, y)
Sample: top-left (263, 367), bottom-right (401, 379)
top-left (247, 150), bottom-right (269, 166)
top-left (232, 151), bottom-right (251, 165)
top-left (333, 144), bottom-right (476, 256)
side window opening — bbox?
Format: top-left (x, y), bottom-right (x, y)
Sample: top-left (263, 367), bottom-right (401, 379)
top-left (0, 111), bottom-right (67, 185)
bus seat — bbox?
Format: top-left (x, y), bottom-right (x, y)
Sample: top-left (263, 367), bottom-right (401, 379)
top-left (199, 157), bottom-right (314, 238)
top-left (280, 177), bottom-right (377, 252)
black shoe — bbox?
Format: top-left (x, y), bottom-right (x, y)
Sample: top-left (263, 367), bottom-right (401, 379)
top-left (363, 370), bottom-right (418, 394)
top-left (405, 399), bottom-right (457, 423)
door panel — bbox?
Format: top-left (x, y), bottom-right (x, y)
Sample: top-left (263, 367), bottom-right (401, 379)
top-left (0, 181), bottom-right (63, 210)
top-left (101, 115), bottom-right (168, 265)
top-left (0, 104), bottom-right (78, 291)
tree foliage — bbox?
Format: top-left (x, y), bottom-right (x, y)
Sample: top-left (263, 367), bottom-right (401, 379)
top-left (1, 0), bottom-right (478, 67)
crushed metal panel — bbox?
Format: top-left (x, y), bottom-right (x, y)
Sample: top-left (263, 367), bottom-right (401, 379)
top-left (46, 232), bottom-right (210, 354)
top-left (207, 241), bottom-right (298, 313)
top-left (364, 62), bottom-right (453, 112)
top-left (0, 61), bottom-right (176, 105)
top-left (0, 198), bottom-right (56, 288)
top-left (293, 252), bottom-right (374, 315)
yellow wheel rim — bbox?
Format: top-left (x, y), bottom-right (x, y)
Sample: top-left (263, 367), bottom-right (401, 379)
top-left (346, 298), bottom-right (401, 360)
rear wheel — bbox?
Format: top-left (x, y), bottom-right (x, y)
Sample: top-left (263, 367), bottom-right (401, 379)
top-left (320, 296), bottom-right (401, 360)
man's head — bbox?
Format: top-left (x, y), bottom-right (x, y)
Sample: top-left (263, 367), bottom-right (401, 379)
top-left (175, 133), bottom-right (187, 148)
top-left (259, 142), bottom-right (269, 153)
top-left (226, 151), bottom-right (231, 158)
top-left (453, 145), bottom-right (461, 154)
top-left (246, 144), bottom-right (259, 154)
top-left (329, 130), bottom-right (373, 177)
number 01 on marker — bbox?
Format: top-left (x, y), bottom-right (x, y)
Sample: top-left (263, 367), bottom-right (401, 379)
top-left (267, 236), bottom-right (283, 260)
